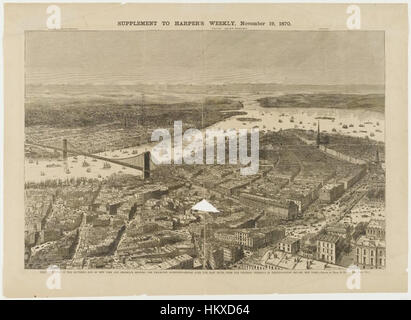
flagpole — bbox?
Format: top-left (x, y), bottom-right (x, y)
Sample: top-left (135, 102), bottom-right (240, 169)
top-left (203, 211), bottom-right (206, 270)
top-left (191, 199), bottom-right (219, 270)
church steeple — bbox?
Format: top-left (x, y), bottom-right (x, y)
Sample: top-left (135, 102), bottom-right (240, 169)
top-left (375, 146), bottom-right (380, 163)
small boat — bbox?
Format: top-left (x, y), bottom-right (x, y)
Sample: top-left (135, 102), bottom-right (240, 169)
top-left (359, 124), bottom-right (364, 127)
top-left (349, 124), bottom-right (354, 127)
top-left (40, 171), bottom-right (45, 176)
top-left (82, 160), bottom-right (90, 167)
top-left (342, 125), bottom-right (348, 129)
top-left (332, 128), bottom-right (337, 132)
top-left (370, 132), bottom-right (375, 137)
top-left (103, 162), bottom-right (111, 169)
top-left (86, 168), bottom-right (91, 173)
top-left (279, 119), bottom-right (283, 123)
top-left (65, 169), bottom-right (70, 174)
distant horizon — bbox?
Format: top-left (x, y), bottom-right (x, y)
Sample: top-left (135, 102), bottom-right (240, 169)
top-left (26, 31), bottom-right (385, 86)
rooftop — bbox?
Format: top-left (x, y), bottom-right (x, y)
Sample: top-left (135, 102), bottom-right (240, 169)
top-left (279, 236), bottom-right (300, 245)
top-left (317, 234), bottom-right (340, 243)
top-left (367, 219), bottom-right (385, 229)
top-left (356, 235), bottom-right (385, 248)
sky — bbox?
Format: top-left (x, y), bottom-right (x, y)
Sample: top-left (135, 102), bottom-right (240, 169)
top-left (26, 30), bottom-right (385, 86)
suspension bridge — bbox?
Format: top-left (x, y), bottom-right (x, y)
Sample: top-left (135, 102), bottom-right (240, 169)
top-left (25, 138), bottom-right (152, 179)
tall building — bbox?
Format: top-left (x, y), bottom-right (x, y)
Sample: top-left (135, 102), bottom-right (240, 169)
top-left (354, 236), bottom-right (385, 269)
top-left (375, 147), bottom-right (380, 163)
top-left (316, 234), bottom-right (342, 264)
top-left (143, 151), bottom-right (151, 180)
top-left (316, 120), bottom-right (321, 147)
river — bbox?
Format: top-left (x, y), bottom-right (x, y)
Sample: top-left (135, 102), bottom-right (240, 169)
top-left (25, 94), bottom-right (384, 183)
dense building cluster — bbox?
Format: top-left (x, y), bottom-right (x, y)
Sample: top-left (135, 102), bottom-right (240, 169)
top-left (25, 128), bottom-right (386, 270)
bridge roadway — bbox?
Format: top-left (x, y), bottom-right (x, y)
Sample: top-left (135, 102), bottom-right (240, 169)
top-left (26, 142), bottom-right (145, 172)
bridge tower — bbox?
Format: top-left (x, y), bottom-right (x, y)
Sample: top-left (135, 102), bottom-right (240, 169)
top-left (62, 138), bottom-right (68, 160)
top-left (143, 151), bottom-right (150, 180)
